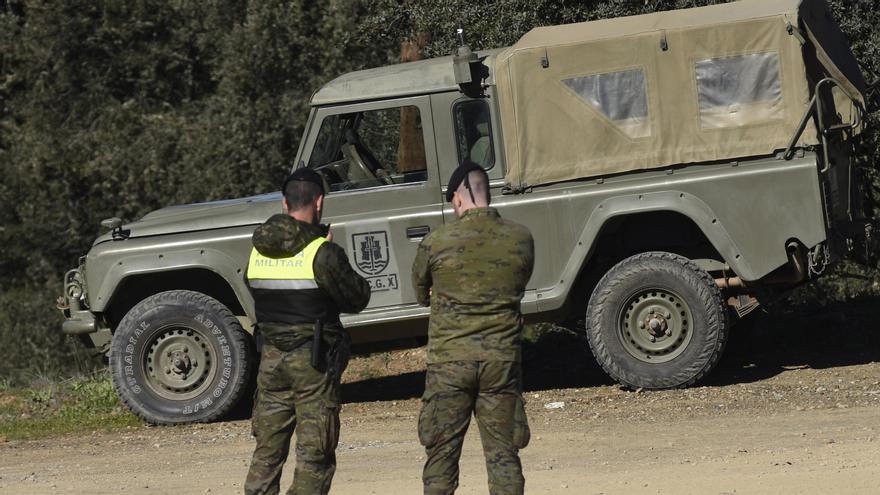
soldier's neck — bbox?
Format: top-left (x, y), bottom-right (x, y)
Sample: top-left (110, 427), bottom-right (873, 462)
top-left (289, 208), bottom-right (319, 225)
top-left (456, 203), bottom-right (491, 219)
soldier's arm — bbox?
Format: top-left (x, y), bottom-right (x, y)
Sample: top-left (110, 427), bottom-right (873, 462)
top-left (314, 243), bottom-right (372, 314)
top-left (411, 239), bottom-right (432, 306)
top-left (523, 231), bottom-right (536, 283)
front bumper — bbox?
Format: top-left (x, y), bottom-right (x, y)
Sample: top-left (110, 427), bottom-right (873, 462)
top-left (58, 265), bottom-right (109, 351)
top-left (62, 311), bottom-right (97, 335)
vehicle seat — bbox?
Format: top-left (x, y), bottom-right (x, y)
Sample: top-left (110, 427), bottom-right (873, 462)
top-left (468, 122), bottom-right (492, 168)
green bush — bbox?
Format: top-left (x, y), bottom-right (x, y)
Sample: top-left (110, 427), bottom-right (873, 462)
top-left (0, 286), bottom-right (101, 386)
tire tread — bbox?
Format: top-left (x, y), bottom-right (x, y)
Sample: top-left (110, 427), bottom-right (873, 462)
top-left (585, 251), bottom-right (729, 389)
top-left (109, 290), bottom-right (254, 425)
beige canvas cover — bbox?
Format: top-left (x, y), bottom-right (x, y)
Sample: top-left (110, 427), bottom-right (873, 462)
top-left (495, 0), bottom-right (866, 188)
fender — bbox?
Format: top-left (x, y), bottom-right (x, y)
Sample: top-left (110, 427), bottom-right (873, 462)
top-left (85, 227), bottom-right (256, 318)
top-left (534, 191), bottom-right (745, 312)
top-left (532, 155), bottom-right (827, 312)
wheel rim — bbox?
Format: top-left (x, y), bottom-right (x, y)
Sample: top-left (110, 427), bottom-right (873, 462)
top-left (144, 324), bottom-right (217, 401)
top-left (619, 288), bottom-right (694, 364)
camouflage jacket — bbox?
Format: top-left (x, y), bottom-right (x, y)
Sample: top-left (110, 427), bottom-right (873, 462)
top-left (250, 214), bottom-right (371, 343)
top-left (412, 207), bottom-right (534, 363)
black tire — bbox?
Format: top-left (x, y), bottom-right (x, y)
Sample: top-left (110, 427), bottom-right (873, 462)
top-left (585, 252), bottom-right (729, 389)
top-left (109, 290), bottom-right (255, 424)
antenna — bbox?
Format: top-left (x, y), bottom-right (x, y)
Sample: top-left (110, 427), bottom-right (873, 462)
top-left (453, 24), bottom-right (476, 85)
top-left (452, 22), bottom-right (487, 96)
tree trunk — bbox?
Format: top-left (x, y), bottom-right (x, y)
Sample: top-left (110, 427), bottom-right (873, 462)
top-left (397, 33), bottom-right (430, 173)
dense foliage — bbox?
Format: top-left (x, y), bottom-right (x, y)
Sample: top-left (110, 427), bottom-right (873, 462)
top-left (1, 0), bottom-right (878, 382)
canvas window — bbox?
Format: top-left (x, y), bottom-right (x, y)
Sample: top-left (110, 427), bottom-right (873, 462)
top-left (562, 68), bottom-right (651, 139)
top-left (695, 52), bottom-right (783, 129)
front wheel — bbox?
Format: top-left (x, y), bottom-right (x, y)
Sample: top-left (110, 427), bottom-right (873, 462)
top-left (585, 252), bottom-right (729, 389)
top-left (109, 290), bottom-right (255, 424)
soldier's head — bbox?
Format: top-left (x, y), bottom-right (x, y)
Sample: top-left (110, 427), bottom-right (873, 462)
top-left (281, 169), bottom-right (326, 224)
top-left (446, 162), bottom-right (490, 218)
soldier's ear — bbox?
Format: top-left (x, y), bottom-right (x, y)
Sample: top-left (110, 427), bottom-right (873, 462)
top-left (282, 197), bottom-right (290, 214)
top-left (316, 194), bottom-right (324, 213)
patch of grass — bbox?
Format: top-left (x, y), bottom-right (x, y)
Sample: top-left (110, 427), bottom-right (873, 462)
top-left (0, 373), bottom-right (141, 441)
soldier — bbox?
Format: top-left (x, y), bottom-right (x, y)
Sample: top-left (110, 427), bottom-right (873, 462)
top-left (412, 162), bottom-right (535, 494)
top-left (244, 168), bottom-right (371, 495)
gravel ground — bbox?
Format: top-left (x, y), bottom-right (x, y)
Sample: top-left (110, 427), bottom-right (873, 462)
top-left (1, 306), bottom-right (879, 494)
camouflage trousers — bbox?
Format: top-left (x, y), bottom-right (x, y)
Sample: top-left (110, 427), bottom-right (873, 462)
top-left (244, 338), bottom-right (349, 495)
top-left (419, 360), bottom-right (530, 495)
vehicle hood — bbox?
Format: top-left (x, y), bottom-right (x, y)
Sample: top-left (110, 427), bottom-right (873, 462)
top-left (94, 192), bottom-right (283, 244)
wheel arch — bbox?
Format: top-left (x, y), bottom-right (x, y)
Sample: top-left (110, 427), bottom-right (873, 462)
top-left (541, 190), bottom-right (753, 314)
top-left (102, 268), bottom-right (252, 332)
top-left (583, 192), bottom-right (749, 274)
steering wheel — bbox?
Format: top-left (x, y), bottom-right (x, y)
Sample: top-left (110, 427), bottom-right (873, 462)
top-left (344, 130), bottom-right (394, 185)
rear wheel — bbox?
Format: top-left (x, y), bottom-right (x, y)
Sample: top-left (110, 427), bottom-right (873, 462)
top-left (109, 290), bottom-right (255, 424)
top-left (586, 252), bottom-right (729, 389)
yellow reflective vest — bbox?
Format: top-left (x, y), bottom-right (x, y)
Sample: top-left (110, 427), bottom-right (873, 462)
top-left (247, 237), bottom-right (335, 325)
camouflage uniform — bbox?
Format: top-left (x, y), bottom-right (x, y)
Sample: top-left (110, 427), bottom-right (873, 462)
top-left (412, 207), bottom-right (535, 495)
top-left (245, 214), bottom-right (370, 495)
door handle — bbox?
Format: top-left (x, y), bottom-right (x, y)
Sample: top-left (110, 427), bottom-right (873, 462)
top-left (406, 225), bottom-right (430, 239)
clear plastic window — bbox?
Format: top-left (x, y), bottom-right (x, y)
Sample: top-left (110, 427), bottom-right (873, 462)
top-left (452, 100), bottom-right (495, 169)
top-left (562, 68), bottom-right (650, 139)
top-left (695, 52), bottom-right (783, 129)
top-left (307, 106), bottom-right (427, 192)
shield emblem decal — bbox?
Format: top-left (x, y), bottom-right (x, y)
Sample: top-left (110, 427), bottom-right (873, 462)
top-left (352, 231), bottom-right (390, 275)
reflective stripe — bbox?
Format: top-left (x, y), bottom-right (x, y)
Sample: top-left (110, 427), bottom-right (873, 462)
top-left (247, 237), bottom-right (328, 281)
top-left (249, 279), bottom-right (320, 290)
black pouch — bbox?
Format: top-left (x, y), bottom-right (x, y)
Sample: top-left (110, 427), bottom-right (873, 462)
top-left (325, 332), bottom-right (351, 382)
top-left (253, 324), bottom-right (264, 353)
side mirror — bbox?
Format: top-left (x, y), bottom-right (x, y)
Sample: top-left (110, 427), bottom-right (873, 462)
top-left (100, 217), bottom-right (129, 240)
top-left (100, 217), bottom-right (122, 230)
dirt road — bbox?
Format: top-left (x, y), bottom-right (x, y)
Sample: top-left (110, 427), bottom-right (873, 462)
top-left (2, 306), bottom-right (880, 494)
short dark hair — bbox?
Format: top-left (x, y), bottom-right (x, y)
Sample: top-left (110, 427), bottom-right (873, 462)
top-left (282, 169), bottom-right (324, 210)
top-left (463, 169), bottom-right (490, 205)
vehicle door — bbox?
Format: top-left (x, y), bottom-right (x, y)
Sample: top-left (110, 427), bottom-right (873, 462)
top-left (300, 95), bottom-right (443, 310)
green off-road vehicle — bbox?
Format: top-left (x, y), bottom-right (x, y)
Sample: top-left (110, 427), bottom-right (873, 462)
top-left (59, 0), bottom-right (873, 424)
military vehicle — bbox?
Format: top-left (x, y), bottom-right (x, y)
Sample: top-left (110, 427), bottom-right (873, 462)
top-left (58, 0), bottom-right (872, 424)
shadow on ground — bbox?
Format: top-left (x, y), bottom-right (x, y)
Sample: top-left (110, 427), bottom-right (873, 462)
top-left (342, 371), bottom-right (426, 404)
top-left (340, 325), bottom-right (611, 404)
top-left (707, 296), bottom-right (880, 386)
top-left (341, 325), bottom-right (612, 404)
top-left (337, 296), bottom-right (880, 404)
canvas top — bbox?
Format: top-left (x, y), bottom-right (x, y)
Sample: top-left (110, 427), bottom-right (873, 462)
top-left (495, 0), bottom-right (866, 187)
